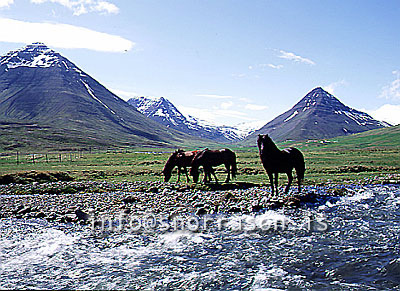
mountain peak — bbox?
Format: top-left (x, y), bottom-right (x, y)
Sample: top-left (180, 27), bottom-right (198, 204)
top-left (305, 87), bottom-right (334, 100)
top-left (311, 86), bottom-right (325, 93)
top-left (0, 43), bottom-right (183, 149)
top-left (25, 42), bottom-right (52, 50)
top-left (250, 87), bottom-right (389, 141)
top-left (127, 96), bottom-right (246, 141)
top-left (0, 42), bottom-right (61, 69)
top-left (292, 86), bottom-right (344, 112)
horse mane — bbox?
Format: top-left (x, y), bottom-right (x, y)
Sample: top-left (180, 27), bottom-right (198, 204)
top-left (258, 134), bottom-right (280, 153)
top-left (190, 149), bottom-right (208, 169)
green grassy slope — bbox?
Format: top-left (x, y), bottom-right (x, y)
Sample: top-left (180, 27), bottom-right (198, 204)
top-left (280, 124), bottom-right (400, 151)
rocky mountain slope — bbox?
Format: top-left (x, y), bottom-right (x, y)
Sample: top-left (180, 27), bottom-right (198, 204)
top-left (0, 43), bottom-right (187, 150)
top-left (248, 87), bottom-right (390, 142)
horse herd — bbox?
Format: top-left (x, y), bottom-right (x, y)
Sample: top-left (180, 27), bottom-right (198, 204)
top-left (162, 134), bottom-right (306, 194)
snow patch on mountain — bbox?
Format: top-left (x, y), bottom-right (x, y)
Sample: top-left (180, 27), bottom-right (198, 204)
top-left (284, 110), bottom-right (298, 122)
top-left (127, 96), bottom-right (255, 141)
top-left (81, 80), bottom-right (115, 115)
top-left (0, 43), bottom-right (61, 69)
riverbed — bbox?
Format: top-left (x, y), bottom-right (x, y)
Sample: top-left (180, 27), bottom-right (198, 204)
top-left (1, 184), bottom-right (399, 289)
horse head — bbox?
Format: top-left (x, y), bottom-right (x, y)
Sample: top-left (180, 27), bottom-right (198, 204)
top-left (162, 167), bottom-right (172, 182)
top-left (257, 134), bottom-right (266, 149)
top-left (257, 134), bottom-right (272, 146)
top-left (163, 151), bottom-right (180, 182)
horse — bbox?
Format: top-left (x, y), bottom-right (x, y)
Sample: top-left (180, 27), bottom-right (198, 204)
top-left (190, 148), bottom-right (237, 184)
top-left (162, 149), bottom-right (197, 182)
top-left (257, 134), bottom-right (305, 195)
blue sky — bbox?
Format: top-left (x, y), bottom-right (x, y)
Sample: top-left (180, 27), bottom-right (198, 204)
top-left (1, 0), bottom-right (400, 126)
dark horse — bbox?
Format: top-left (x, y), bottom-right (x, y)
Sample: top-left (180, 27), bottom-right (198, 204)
top-left (190, 148), bottom-right (237, 183)
top-left (162, 149), bottom-right (198, 182)
top-left (257, 134), bottom-right (305, 195)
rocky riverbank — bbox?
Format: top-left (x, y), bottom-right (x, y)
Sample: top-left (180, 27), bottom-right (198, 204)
top-left (1, 173), bottom-right (399, 225)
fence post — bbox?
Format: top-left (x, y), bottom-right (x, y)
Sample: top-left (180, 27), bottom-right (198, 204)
top-left (46, 154), bottom-right (48, 163)
top-left (32, 154), bottom-right (35, 164)
top-left (59, 153), bottom-right (62, 163)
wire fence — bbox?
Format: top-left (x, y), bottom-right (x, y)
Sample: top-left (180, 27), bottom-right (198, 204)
top-left (0, 148), bottom-right (172, 166)
top-left (1, 148), bottom-right (116, 165)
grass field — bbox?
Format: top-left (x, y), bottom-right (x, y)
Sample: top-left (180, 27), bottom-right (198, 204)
top-left (1, 144), bottom-right (399, 186)
top-left (1, 125), bottom-right (399, 185)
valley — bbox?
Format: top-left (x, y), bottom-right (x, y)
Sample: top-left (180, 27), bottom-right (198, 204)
top-left (1, 133), bottom-right (399, 187)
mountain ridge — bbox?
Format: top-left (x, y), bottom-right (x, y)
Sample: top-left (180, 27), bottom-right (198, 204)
top-left (0, 44), bottom-right (391, 150)
top-left (0, 43), bottom-right (188, 150)
top-left (127, 96), bottom-right (257, 142)
top-left (248, 87), bottom-right (389, 142)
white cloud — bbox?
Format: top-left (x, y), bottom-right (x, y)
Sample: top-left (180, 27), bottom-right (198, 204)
top-left (220, 101), bottom-right (234, 110)
top-left (0, 0), bottom-right (13, 8)
top-left (178, 105), bottom-right (255, 126)
top-left (323, 80), bottom-right (348, 95)
top-left (249, 63), bottom-right (283, 70)
top-left (93, 1), bottom-right (119, 14)
top-left (214, 109), bottom-right (248, 119)
top-left (0, 17), bottom-right (134, 52)
top-left (109, 89), bottom-right (140, 101)
top-left (278, 50), bottom-right (315, 65)
top-left (231, 73), bottom-right (246, 78)
top-left (239, 97), bottom-right (252, 103)
top-left (379, 71), bottom-right (400, 100)
top-left (364, 104), bottom-right (400, 125)
top-left (178, 105), bottom-right (219, 124)
top-left (267, 64), bottom-right (283, 70)
top-left (245, 104), bottom-right (268, 111)
top-left (30, 0), bottom-right (119, 16)
top-left (196, 94), bottom-right (234, 99)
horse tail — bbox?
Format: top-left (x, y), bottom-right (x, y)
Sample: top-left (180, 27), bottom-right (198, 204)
top-left (231, 150), bottom-right (237, 179)
top-left (292, 148), bottom-right (305, 182)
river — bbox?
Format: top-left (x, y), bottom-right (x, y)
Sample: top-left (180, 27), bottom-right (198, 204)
top-left (1, 184), bottom-right (399, 289)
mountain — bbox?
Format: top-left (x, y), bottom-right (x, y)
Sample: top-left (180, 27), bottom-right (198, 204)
top-left (0, 43), bottom-right (187, 150)
top-left (127, 96), bottom-right (249, 141)
top-left (249, 87), bottom-right (390, 142)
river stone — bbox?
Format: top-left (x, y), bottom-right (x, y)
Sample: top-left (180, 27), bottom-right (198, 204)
top-left (75, 209), bottom-right (90, 221)
top-left (227, 206), bottom-right (242, 213)
top-left (196, 207), bottom-right (208, 216)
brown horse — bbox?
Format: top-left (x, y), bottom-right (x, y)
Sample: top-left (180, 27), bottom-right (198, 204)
top-left (162, 149), bottom-right (197, 182)
top-left (257, 134), bottom-right (305, 195)
top-left (190, 148), bottom-right (237, 184)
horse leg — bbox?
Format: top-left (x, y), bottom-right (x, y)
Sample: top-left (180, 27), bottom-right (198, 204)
top-left (274, 173), bottom-right (279, 196)
top-left (210, 167), bottom-right (219, 184)
top-left (285, 172), bottom-right (293, 194)
top-left (183, 166), bottom-right (190, 183)
top-left (268, 173), bottom-right (274, 196)
top-left (177, 166), bottom-right (181, 182)
top-left (297, 175), bottom-right (302, 193)
top-left (225, 163), bottom-right (230, 183)
top-left (203, 167), bottom-right (208, 183)
top-left (204, 166), bottom-right (213, 183)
